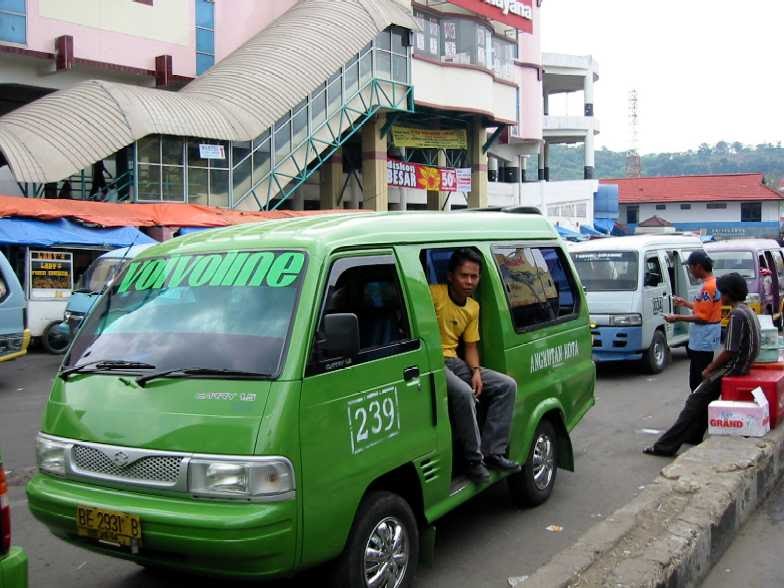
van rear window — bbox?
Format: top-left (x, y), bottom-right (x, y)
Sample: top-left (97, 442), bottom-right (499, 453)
top-left (571, 251), bottom-right (639, 292)
top-left (711, 251), bottom-right (755, 278)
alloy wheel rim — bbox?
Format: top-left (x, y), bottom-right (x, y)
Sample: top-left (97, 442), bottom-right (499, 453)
top-left (654, 339), bottom-right (665, 367)
top-left (532, 433), bottom-right (555, 491)
top-left (363, 516), bottom-right (409, 588)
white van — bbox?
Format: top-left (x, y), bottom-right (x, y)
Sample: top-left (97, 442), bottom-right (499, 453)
top-left (570, 235), bottom-right (704, 373)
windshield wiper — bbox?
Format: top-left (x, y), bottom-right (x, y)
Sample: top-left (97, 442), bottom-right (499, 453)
top-left (136, 367), bottom-right (271, 387)
top-left (60, 360), bottom-right (157, 380)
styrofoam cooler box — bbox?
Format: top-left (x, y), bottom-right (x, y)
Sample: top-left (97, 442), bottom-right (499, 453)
top-left (709, 387), bottom-right (770, 437)
top-left (721, 368), bottom-right (784, 428)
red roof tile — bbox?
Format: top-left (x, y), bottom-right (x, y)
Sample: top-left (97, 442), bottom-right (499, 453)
top-left (599, 173), bottom-right (783, 204)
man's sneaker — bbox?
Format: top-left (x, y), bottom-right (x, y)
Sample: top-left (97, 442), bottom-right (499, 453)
top-left (465, 462), bottom-right (491, 483)
top-left (485, 454), bottom-right (521, 472)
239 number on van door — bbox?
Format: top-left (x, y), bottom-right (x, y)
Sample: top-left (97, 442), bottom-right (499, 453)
top-left (348, 386), bottom-right (400, 454)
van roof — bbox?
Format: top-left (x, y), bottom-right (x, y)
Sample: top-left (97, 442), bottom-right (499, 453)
top-left (145, 211), bottom-right (559, 257)
top-left (704, 239), bottom-right (781, 252)
top-left (569, 234), bottom-right (703, 252)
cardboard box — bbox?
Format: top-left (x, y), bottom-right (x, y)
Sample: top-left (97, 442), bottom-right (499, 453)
top-left (722, 369), bottom-right (784, 428)
top-left (709, 387), bottom-right (770, 437)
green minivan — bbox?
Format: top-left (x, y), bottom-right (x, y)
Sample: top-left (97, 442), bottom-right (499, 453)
top-left (1, 451), bottom-right (28, 588)
top-left (28, 212), bottom-right (594, 586)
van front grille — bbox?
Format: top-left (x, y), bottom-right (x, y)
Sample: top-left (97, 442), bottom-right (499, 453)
top-left (72, 445), bottom-right (183, 484)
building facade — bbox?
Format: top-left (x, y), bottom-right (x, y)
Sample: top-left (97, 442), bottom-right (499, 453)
top-left (0, 0), bottom-right (598, 227)
top-left (604, 174), bottom-right (784, 240)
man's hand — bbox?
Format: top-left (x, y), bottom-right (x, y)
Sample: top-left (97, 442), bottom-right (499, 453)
top-left (701, 368), bottom-right (713, 380)
top-left (672, 296), bottom-right (687, 307)
top-left (663, 314), bottom-right (679, 323)
top-left (471, 369), bottom-right (483, 398)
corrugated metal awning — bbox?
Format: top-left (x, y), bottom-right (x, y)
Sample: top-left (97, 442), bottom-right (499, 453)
top-left (0, 0), bottom-right (416, 183)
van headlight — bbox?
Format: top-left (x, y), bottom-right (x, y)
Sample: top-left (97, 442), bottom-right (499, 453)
top-left (36, 434), bottom-right (68, 476)
top-left (188, 457), bottom-right (294, 499)
top-left (610, 314), bottom-right (642, 327)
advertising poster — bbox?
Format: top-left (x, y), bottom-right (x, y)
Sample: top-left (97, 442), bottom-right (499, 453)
top-left (391, 127), bottom-right (468, 150)
top-left (30, 250), bottom-right (73, 299)
top-left (387, 160), bottom-right (471, 192)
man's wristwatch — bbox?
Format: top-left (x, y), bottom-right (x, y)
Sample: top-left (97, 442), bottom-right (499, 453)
top-left (470, 366), bottom-right (481, 373)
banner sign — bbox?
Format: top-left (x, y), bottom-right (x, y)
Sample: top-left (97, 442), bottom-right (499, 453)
top-left (391, 127), bottom-right (468, 150)
top-left (446, 0), bottom-right (533, 33)
top-left (387, 160), bottom-right (472, 193)
top-left (30, 250), bottom-right (73, 299)
top-left (199, 144), bottom-right (226, 160)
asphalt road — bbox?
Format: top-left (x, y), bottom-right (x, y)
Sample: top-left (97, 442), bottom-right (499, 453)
top-left (2, 349), bottom-right (697, 587)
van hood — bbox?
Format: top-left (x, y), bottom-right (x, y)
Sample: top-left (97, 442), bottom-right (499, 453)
top-left (585, 290), bottom-right (637, 315)
top-left (42, 375), bottom-right (271, 455)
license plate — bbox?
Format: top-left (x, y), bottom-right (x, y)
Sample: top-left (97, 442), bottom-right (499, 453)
top-left (76, 505), bottom-right (142, 548)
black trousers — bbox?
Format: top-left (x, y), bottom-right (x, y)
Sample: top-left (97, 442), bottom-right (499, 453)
top-left (653, 376), bottom-right (722, 455)
top-left (687, 348), bottom-right (715, 392)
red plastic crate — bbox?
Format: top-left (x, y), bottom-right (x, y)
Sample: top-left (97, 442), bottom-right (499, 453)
top-left (721, 369), bottom-right (784, 428)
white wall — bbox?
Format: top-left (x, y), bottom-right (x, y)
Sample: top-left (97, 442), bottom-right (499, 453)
top-left (620, 201), bottom-right (781, 224)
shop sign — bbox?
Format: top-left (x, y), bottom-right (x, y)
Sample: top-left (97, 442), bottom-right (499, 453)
top-left (391, 127), bottom-right (468, 150)
top-left (198, 144), bottom-right (226, 160)
top-left (387, 160), bottom-right (472, 193)
top-left (446, 0), bottom-right (533, 33)
top-left (30, 250), bottom-right (73, 299)
top-left (457, 168), bottom-right (473, 192)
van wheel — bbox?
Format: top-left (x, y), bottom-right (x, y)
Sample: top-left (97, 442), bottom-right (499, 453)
top-left (643, 330), bottom-right (668, 374)
top-left (508, 419), bottom-right (558, 508)
top-left (41, 322), bottom-right (70, 355)
top-left (331, 491), bottom-right (419, 588)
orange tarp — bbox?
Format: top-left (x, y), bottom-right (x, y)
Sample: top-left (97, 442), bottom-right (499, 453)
top-left (0, 195), bottom-right (354, 228)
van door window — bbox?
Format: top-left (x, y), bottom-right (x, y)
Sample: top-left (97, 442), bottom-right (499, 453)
top-left (492, 245), bottom-right (579, 332)
top-left (773, 251), bottom-right (784, 281)
top-left (309, 255), bottom-right (416, 373)
top-left (645, 257), bottom-right (664, 287)
top-left (0, 270), bottom-right (7, 302)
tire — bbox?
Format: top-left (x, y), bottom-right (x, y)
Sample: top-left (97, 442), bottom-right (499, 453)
top-left (41, 322), bottom-right (70, 355)
top-left (331, 491), bottom-right (419, 588)
top-left (642, 330), bottom-right (668, 374)
top-left (508, 419), bottom-right (558, 508)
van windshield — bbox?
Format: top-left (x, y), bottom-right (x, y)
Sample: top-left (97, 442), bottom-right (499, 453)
top-left (571, 251), bottom-right (639, 291)
top-left (75, 257), bottom-right (127, 293)
top-left (711, 251), bottom-right (755, 278)
top-left (64, 250), bottom-right (307, 378)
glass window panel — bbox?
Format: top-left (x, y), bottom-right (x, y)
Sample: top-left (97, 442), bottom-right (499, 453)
top-left (359, 51), bottom-right (372, 85)
top-left (375, 29), bottom-right (391, 51)
top-left (253, 129), bottom-right (270, 150)
top-left (253, 139), bottom-right (271, 181)
top-left (292, 106), bottom-right (308, 149)
top-left (392, 55), bottom-right (408, 84)
top-left (162, 166), bottom-right (184, 201)
top-left (209, 170), bottom-right (229, 208)
top-left (161, 136), bottom-right (184, 166)
top-left (455, 19), bottom-right (476, 65)
top-left (326, 76), bottom-right (342, 116)
top-left (208, 140), bottom-right (229, 169)
top-left (187, 166), bottom-right (209, 205)
top-left (195, 0), bottom-right (214, 29)
top-left (137, 136), bottom-right (161, 164)
top-left (391, 28), bottom-right (406, 55)
top-left (136, 165), bottom-right (161, 201)
top-left (311, 89), bottom-right (326, 127)
top-left (232, 140), bottom-right (251, 164)
top-left (0, 12), bottom-right (24, 43)
top-left (196, 52), bottom-right (214, 75)
top-left (187, 140), bottom-right (207, 167)
top-left (233, 156), bottom-right (252, 198)
top-left (344, 58), bottom-right (359, 95)
top-left (0, 0), bottom-right (25, 13)
top-left (275, 120), bottom-right (291, 160)
top-left (196, 28), bottom-right (214, 54)
top-left (375, 51), bottom-right (392, 81)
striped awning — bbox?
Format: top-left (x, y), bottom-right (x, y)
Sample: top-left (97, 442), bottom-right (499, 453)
top-left (0, 0), bottom-right (416, 183)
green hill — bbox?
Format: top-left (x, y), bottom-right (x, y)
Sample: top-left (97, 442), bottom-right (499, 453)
top-left (547, 141), bottom-right (784, 188)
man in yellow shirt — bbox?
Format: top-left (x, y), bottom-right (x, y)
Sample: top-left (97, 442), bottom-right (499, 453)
top-left (430, 249), bottom-right (518, 483)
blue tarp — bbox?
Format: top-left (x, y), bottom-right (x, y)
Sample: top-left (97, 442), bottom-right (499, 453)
top-left (0, 217), bottom-right (156, 248)
top-left (556, 225), bottom-right (586, 241)
top-left (593, 218), bottom-right (616, 234)
top-left (580, 224), bottom-right (604, 237)
top-left (177, 226), bottom-right (213, 236)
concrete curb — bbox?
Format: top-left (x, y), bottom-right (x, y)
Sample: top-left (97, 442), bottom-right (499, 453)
top-left (518, 425), bottom-right (784, 588)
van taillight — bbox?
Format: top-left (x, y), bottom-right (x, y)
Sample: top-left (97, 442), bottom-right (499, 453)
top-left (0, 464), bottom-right (10, 555)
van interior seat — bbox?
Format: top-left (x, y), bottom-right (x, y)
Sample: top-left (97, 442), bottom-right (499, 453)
top-left (358, 280), bottom-right (403, 349)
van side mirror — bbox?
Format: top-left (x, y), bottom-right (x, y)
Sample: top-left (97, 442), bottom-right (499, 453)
top-left (644, 272), bottom-right (662, 288)
top-left (322, 313), bottom-right (360, 359)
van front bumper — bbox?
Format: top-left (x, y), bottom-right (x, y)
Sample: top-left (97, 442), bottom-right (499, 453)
top-left (26, 474), bottom-right (297, 578)
top-left (0, 547), bottom-right (28, 588)
top-left (591, 326), bottom-right (644, 362)
top-left (0, 330), bottom-right (30, 363)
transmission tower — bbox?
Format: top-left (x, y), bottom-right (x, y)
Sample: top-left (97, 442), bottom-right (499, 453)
top-left (625, 89), bottom-right (642, 178)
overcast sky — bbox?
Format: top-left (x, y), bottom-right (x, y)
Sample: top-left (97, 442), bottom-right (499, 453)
top-left (540, 0), bottom-right (784, 154)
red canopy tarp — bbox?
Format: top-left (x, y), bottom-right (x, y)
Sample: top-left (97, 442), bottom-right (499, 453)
top-left (0, 195), bottom-right (354, 228)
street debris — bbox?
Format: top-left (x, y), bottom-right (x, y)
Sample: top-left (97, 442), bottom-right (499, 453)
top-left (545, 525), bottom-right (563, 533)
top-left (507, 575), bottom-right (528, 586)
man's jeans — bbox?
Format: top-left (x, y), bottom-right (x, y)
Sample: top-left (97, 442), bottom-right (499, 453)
top-left (444, 357), bottom-right (517, 465)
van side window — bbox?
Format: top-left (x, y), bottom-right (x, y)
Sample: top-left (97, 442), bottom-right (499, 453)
top-left (492, 245), bottom-right (579, 332)
top-left (774, 251), bottom-right (784, 280)
top-left (309, 255), bottom-right (415, 373)
top-left (645, 257), bottom-right (664, 286)
top-left (0, 271), bottom-right (7, 302)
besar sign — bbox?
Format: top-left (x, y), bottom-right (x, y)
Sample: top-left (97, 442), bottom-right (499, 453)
top-left (447, 0), bottom-right (533, 33)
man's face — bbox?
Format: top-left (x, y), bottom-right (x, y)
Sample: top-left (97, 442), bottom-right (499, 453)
top-left (448, 260), bottom-right (481, 298)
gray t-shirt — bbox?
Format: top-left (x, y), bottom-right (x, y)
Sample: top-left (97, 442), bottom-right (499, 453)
top-left (724, 303), bottom-right (761, 375)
